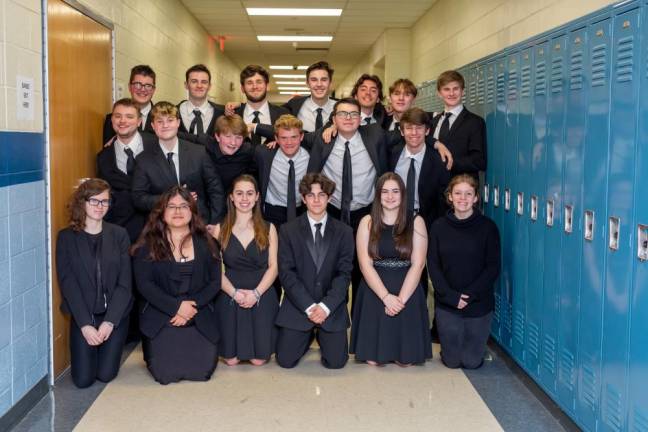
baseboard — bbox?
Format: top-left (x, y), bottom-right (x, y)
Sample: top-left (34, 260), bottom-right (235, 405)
top-left (0, 378), bottom-right (50, 431)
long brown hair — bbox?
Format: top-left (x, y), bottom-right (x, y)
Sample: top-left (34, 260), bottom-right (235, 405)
top-left (67, 178), bottom-right (110, 232)
top-left (368, 172), bottom-right (413, 260)
top-left (219, 175), bottom-right (269, 251)
top-left (130, 186), bottom-right (218, 260)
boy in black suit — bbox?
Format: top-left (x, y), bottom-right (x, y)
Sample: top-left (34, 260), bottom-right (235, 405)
top-left (429, 70), bottom-right (486, 178)
top-left (351, 74), bottom-right (387, 126)
top-left (276, 173), bottom-right (354, 369)
top-left (177, 64), bottom-right (225, 137)
top-left (283, 61), bottom-right (336, 132)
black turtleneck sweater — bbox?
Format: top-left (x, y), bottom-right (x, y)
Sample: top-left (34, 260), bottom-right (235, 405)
top-left (427, 210), bottom-right (501, 317)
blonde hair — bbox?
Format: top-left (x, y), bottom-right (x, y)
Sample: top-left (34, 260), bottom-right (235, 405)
top-left (151, 101), bottom-right (179, 122)
top-left (445, 174), bottom-right (479, 207)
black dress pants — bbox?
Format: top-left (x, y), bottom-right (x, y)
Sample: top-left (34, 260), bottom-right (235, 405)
top-left (276, 326), bottom-right (348, 369)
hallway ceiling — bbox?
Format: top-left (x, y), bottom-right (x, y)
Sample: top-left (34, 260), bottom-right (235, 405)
top-left (180, 0), bottom-right (437, 97)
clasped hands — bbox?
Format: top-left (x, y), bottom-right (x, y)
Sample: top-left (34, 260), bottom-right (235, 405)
top-left (232, 289), bottom-right (259, 309)
top-left (170, 300), bottom-right (198, 326)
top-left (307, 305), bottom-right (328, 325)
top-left (382, 293), bottom-right (406, 317)
top-left (80, 321), bottom-right (114, 346)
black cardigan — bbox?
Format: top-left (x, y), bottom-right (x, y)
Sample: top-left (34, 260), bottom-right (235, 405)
top-left (427, 211), bottom-right (501, 317)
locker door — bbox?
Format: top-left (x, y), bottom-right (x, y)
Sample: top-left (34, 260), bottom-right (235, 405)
top-left (492, 57), bottom-right (508, 341)
top-left (628, 4), bottom-right (648, 430)
top-left (601, 6), bottom-right (641, 432)
top-left (501, 51), bottom-right (520, 352)
top-left (476, 65), bottom-right (485, 117)
top-left (576, 16), bottom-right (611, 432)
top-left (539, 33), bottom-right (568, 396)
top-left (512, 47), bottom-right (533, 362)
top-left (484, 62), bottom-right (497, 221)
top-left (525, 41), bottom-right (549, 378)
top-left (557, 25), bottom-right (588, 415)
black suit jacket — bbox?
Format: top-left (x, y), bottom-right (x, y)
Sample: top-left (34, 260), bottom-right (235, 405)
top-left (236, 102), bottom-right (289, 141)
top-left (56, 223), bottom-right (133, 328)
top-left (133, 236), bottom-right (220, 344)
top-left (102, 104), bottom-right (154, 144)
top-left (132, 138), bottom-right (225, 224)
top-left (283, 95), bottom-right (337, 131)
top-left (177, 100), bottom-right (225, 137)
top-left (389, 142), bottom-right (451, 227)
top-left (306, 124), bottom-right (388, 178)
top-left (276, 215), bottom-right (354, 332)
top-left (430, 107), bottom-right (486, 176)
top-left (96, 133), bottom-right (157, 242)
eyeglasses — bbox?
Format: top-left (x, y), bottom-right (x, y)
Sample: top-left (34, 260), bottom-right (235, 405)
top-left (130, 82), bottom-right (155, 91)
top-left (86, 198), bottom-right (111, 208)
top-left (334, 111), bottom-right (361, 119)
top-left (166, 204), bottom-right (191, 212)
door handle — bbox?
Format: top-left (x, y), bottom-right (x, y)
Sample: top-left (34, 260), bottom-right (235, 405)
top-left (531, 195), bottom-right (538, 221)
top-left (584, 210), bottom-right (594, 241)
top-left (546, 199), bottom-right (554, 227)
top-left (638, 224), bottom-right (648, 261)
top-left (564, 205), bottom-right (573, 234)
top-left (517, 192), bottom-right (524, 216)
top-left (505, 188), bottom-right (511, 211)
top-left (494, 186), bottom-right (500, 208)
top-left (608, 217), bottom-right (620, 251)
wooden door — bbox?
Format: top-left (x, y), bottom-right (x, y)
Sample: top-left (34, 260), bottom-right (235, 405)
top-left (48, 0), bottom-right (112, 376)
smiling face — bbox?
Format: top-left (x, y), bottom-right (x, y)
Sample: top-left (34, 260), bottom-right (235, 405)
top-left (230, 180), bottom-right (259, 214)
top-left (216, 132), bottom-right (245, 155)
top-left (185, 71), bottom-right (211, 101)
top-left (129, 73), bottom-right (155, 106)
top-left (449, 181), bottom-right (478, 218)
top-left (275, 127), bottom-right (303, 158)
top-left (389, 86), bottom-right (416, 115)
top-left (438, 80), bottom-right (464, 110)
top-left (307, 69), bottom-right (332, 101)
top-left (380, 179), bottom-right (402, 212)
top-left (332, 102), bottom-right (361, 136)
top-left (152, 114), bottom-right (180, 141)
top-left (84, 189), bottom-right (111, 223)
top-left (111, 104), bottom-right (141, 140)
top-left (355, 79), bottom-right (379, 111)
top-left (242, 73), bottom-right (268, 103)
top-left (303, 183), bottom-right (330, 219)
top-left (400, 122), bottom-right (429, 152)
top-left (163, 194), bottom-right (192, 229)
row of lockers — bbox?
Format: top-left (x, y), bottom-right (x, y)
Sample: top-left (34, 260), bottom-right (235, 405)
top-left (417, 1), bottom-right (648, 431)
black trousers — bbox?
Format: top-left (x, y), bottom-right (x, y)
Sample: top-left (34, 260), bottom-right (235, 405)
top-left (276, 326), bottom-right (348, 369)
top-left (69, 314), bottom-right (129, 388)
top-left (435, 307), bottom-right (493, 369)
top-left (327, 204), bottom-right (371, 312)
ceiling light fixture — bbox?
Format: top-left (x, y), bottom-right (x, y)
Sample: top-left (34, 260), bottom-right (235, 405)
top-left (247, 8), bottom-right (342, 16)
top-left (275, 81), bottom-right (307, 85)
top-left (273, 74), bottom-right (307, 79)
top-left (269, 65), bottom-right (309, 70)
top-left (278, 86), bottom-right (310, 91)
top-left (279, 91), bottom-right (311, 95)
top-left (258, 35), bottom-right (333, 42)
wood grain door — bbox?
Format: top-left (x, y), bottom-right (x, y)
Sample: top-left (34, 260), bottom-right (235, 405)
top-left (48, 0), bottom-right (112, 377)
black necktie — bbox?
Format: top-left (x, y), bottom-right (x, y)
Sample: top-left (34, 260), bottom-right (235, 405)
top-left (287, 159), bottom-right (296, 221)
top-left (406, 157), bottom-right (416, 213)
top-left (124, 147), bottom-right (135, 175)
top-left (251, 111), bottom-right (261, 146)
top-left (167, 152), bottom-right (179, 184)
top-left (189, 109), bottom-right (204, 135)
top-left (438, 112), bottom-right (452, 143)
top-left (394, 121), bottom-right (400, 132)
top-left (314, 222), bottom-right (323, 264)
top-left (315, 108), bottom-right (324, 130)
top-left (364, 117), bottom-right (372, 125)
top-left (341, 141), bottom-right (353, 226)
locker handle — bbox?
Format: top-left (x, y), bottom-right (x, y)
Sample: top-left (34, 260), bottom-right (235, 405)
top-left (609, 217), bottom-right (620, 251)
top-left (531, 195), bottom-right (538, 221)
top-left (494, 186), bottom-right (500, 208)
top-left (546, 200), bottom-right (554, 227)
top-left (484, 184), bottom-right (489, 203)
top-left (564, 205), bottom-right (573, 234)
top-left (584, 210), bottom-right (594, 241)
top-left (517, 192), bottom-right (524, 216)
top-left (504, 188), bottom-right (511, 211)
top-left (638, 224), bottom-right (648, 261)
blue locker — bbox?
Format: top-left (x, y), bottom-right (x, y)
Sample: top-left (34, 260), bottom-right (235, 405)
top-left (556, 25), bottom-right (588, 415)
top-left (484, 61), bottom-right (497, 221)
top-left (477, 65), bottom-right (486, 118)
top-left (576, 16), bottom-right (611, 431)
top-left (492, 57), bottom-right (508, 341)
top-left (512, 47), bottom-right (533, 362)
top-left (627, 4), bottom-right (648, 430)
top-left (600, 6), bottom-right (641, 432)
top-left (525, 41), bottom-right (549, 378)
top-left (501, 51), bottom-right (521, 352)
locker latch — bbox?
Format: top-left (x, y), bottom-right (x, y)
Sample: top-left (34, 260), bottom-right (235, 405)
top-left (564, 205), bottom-right (573, 234)
top-left (505, 188), bottom-right (511, 211)
top-left (546, 199), bottom-right (554, 227)
top-left (494, 186), bottom-right (500, 208)
top-left (484, 184), bottom-right (489, 203)
top-left (584, 210), bottom-right (594, 241)
top-left (531, 195), bottom-right (538, 221)
top-left (608, 217), bottom-right (620, 251)
top-left (517, 192), bottom-right (524, 216)
top-left (638, 224), bottom-right (648, 261)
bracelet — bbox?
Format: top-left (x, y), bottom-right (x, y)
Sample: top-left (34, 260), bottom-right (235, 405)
top-left (230, 288), bottom-right (239, 304)
top-left (253, 288), bottom-right (261, 305)
top-left (381, 292), bottom-right (390, 301)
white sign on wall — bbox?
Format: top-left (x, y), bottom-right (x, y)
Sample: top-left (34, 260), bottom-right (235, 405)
top-left (16, 76), bottom-right (34, 121)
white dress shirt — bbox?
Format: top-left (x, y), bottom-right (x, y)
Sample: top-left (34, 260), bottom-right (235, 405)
top-left (159, 139), bottom-right (180, 182)
top-left (114, 132), bottom-right (144, 174)
top-left (305, 213), bottom-right (330, 317)
top-left (140, 102), bottom-right (152, 130)
top-left (265, 147), bottom-right (309, 207)
top-left (394, 144), bottom-right (426, 210)
top-left (179, 99), bottom-right (214, 134)
top-left (298, 96), bottom-right (335, 132)
top-left (244, 101), bottom-right (271, 144)
top-left (433, 104), bottom-right (464, 140)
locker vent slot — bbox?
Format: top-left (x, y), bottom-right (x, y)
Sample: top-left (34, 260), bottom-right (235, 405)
top-left (477, 74), bottom-right (485, 105)
top-left (633, 406), bottom-right (648, 432)
top-left (505, 302), bottom-right (513, 333)
top-left (493, 292), bottom-right (501, 322)
top-left (527, 323), bottom-right (540, 359)
top-left (521, 65), bottom-right (531, 98)
top-left (513, 310), bottom-right (525, 345)
top-left (569, 50), bottom-right (584, 90)
top-left (615, 35), bottom-right (634, 83)
top-left (486, 72), bottom-right (495, 104)
top-left (469, 78), bottom-right (478, 107)
top-left (542, 335), bottom-right (556, 374)
top-left (604, 384), bottom-right (623, 431)
top-left (535, 61), bottom-right (547, 95)
top-left (591, 43), bottom-right (608, 87)
top-left (551, 56), bottom-right (564, 93)
top-left (497, 72), bottom-right (506, 103)
top-left (559, 349), bottom-right (575, 391)
top-left (581, 363), bottom-right (598, 410)
top-left (507, 69), bottom-right (518, 100)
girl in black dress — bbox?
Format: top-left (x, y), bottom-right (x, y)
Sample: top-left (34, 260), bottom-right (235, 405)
top-left (351, 172), bottom-right (431, 366)
top-left (212, 175), bottom-right (279, 366)
top-left (56, 178), bottom-right (132, 388)
top-left (427, 174), bottom-right (501, 369)
top-left (131, 186), bottom-right (221, 384)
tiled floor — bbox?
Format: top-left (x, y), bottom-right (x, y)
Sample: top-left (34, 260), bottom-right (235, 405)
top-left (11, 340), bottom-right (579, 432)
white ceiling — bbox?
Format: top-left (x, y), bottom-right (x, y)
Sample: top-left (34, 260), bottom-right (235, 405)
top-left (180, 0), bottom-right (437, 97)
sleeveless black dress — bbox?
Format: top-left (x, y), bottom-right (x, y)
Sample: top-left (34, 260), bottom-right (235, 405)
top-left (215, 232), bottom-right (279, 361)
top-left (351, 224), bottom-right (432, 364)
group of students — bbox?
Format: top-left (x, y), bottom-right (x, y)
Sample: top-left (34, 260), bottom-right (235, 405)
top-left (56, 60), bottom-right (500, 387)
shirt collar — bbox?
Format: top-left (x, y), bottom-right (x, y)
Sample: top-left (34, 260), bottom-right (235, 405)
top-left (140, 102), bottom-right (152, 117)
top-left (404, 143), bottom-right (426, 161)
top-left (116, 131), bottom-right (143, 151)
top-left (307, 212), bottom-right (328, 231)
top-left (306, 96), bottom-right (331, 113)
top-left (335, 131), bottom-right (361, 147)
top-left (445, 104), bottom-right (464, 117)
top-left (159, 138), bottom-right (179, 155)
top-left (187, 99), bottom-right (210, 114)
top-left (244, 101), bottom-right (269, 118)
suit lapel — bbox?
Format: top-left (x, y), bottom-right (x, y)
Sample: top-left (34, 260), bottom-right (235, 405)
top-left (319, 135), bottom-right (335, 168)
top-left (300, 216), bottom-right (319, 271)
top-left (448, 108), bottom-right (468, 139)
top-left (75, 232), bottom-right (96, 287)
top-left (178, 141), bottom-right (191, 185)
top-left (419, 146), bottom-right (433, 192)
top-left (152, 143), bottom-right (178, 185)
top-left (359, 127), bottom-right (381, 172)
top-left (99, 224), bottom-right (111, 287)
top-left (317, 219), bottom-right (334, 272)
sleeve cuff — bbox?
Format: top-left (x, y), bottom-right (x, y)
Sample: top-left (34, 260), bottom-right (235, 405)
top-left (305, 303), bottom-right (317, 315)
top-left (318, 302), bottom-right (330, 317)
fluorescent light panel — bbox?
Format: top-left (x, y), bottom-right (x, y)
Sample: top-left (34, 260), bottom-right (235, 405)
top-left (279, 91), bottom-right (311, 95)
top-left (275, 81), bottom-right (306, 85)
top-left (273, 74), bottom-right (306, 79)
top-left (278, 86), bottom-right (309, 91)
top-left (269, 65), bottom-right (309, 70)
top-left (247, 8), bottom-right (342, 16)
top-left (258, 35), bottom-right (333, 42)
